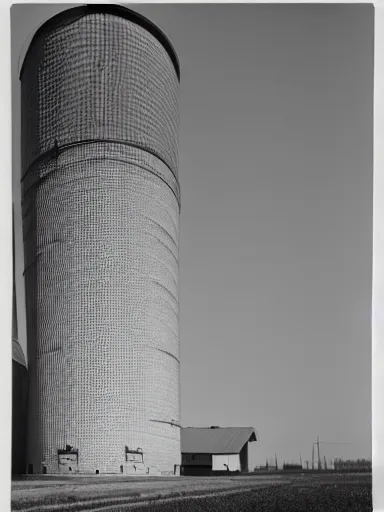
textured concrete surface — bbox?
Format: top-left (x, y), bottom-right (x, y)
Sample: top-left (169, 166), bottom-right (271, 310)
top-left (21, 7), bottom-right (180, 475)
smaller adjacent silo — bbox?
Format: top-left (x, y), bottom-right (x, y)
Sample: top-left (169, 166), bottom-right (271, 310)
top-left (12, 210), bottom-right (28, 475)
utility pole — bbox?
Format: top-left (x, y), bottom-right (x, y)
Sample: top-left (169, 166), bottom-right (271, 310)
top-left (324, 456), bottom-right (327, 471)
top-left (312, 443), bottom-right (315, 470)
top-left (317, 437), bottom-right (322, 470)
top-left (299, 453), bottom-right (302, 468)
top-left (275, 454), bottom-right (278, 471)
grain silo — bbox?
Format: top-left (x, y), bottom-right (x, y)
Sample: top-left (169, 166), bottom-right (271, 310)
top-left (20, 5), bottom-right (180, 475)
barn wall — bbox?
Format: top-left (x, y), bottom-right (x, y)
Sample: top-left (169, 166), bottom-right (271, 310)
top-left (239, 443), bottom-right (249, 472)
top-left (181, 453), bottom-right (212, 466)
top-left (212, 454), bottom-right (240, 472)
top-left (182, 465), bottom-right (212, 476)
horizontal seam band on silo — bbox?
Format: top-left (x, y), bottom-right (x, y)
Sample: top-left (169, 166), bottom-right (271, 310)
top-left (19, 4), bottom-right (180, 82)
top-left (149, 419), bottom-right (181, 428)
top-left (21, 139), bottom-right (181, 209)
top-left (21, 139), bottom-right (180, 186)
top-left (22, 160), bottom-right (180, 211)
top-left (155, 348), bottom-right (180, 364)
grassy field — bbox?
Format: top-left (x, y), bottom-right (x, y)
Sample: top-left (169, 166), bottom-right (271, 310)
top-left (11, 472), bottom-right (372, 511)
top-left (131, 476), bottom-right (372, 512)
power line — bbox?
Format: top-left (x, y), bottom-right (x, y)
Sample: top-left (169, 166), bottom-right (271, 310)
top-left (320, 441), bottom-right (352, 445)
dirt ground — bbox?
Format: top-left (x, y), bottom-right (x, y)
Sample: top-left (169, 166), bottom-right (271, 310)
top-left (11, 472), bottom-right (372, 511)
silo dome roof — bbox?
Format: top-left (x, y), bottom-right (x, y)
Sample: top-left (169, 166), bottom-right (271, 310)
top-left (19, 4), bottom-right (180, 81)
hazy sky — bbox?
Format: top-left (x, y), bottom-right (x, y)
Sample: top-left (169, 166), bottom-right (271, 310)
top-left (11, 3), bottom-right (373, 468)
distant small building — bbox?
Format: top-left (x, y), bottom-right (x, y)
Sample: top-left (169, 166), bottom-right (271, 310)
top-left (180, 426), bottom-right (257, 476)
top-left (254, 463), bottom-right (278, 472)
top-left (334, 459), bottom-right (372, 472)
top-left (283, 463), bottom-right (302, 471)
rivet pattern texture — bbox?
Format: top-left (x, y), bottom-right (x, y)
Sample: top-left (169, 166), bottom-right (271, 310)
top-left (21, 12), bottom-right (180, 475)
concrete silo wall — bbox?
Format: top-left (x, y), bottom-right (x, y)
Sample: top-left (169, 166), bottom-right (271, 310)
top-left (20, 7), bottom-right (180, 475)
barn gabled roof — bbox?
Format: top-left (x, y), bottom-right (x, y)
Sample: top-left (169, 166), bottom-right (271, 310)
top-left (181, 427), bottom-right (257, 455)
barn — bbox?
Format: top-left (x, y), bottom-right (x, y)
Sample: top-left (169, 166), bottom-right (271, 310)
top-left (180, 426), bottom-right (257, 476)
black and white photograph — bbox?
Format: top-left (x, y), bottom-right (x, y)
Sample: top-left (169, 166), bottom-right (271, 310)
top-left (9, 3), bottom-right (374, 511)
